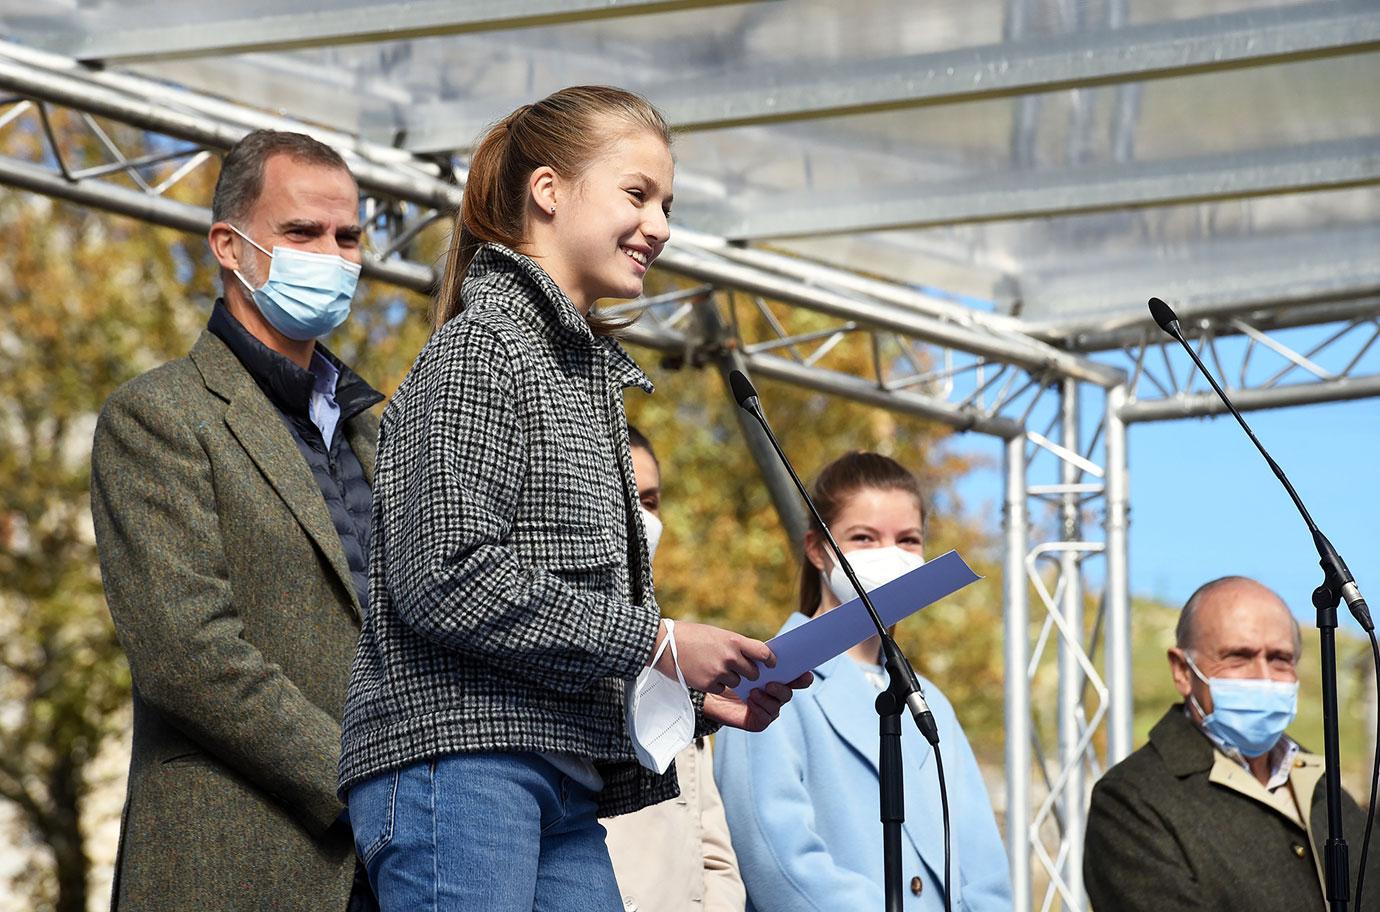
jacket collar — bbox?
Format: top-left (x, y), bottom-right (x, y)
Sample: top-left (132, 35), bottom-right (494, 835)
top-left (207, 299), bottom-right (383, 422)
top-left (1150, 703), bottom-right (1225, 778)
top-left (606, 338), bottom-right (653, 394)
top-left (465, 244), bottom-right (595, 345)
top-left (464, 244), bottom-right (653, 394)
top-left (188, 330), bottom-right (366, 619)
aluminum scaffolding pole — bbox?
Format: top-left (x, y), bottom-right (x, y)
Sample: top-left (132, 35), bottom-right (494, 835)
top-left (1118, 372), bottom-right (1380, 423)
top-left (1004, 433), bottom-right (1032, 912)
top-left (1057, 378), bottom-right (1087, 910)
top-left (694, 297), bottom-right (811, 552)
top-left (1104, 384), bottom-right (1133, 764)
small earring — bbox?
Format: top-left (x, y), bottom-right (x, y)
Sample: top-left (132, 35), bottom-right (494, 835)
top-left (549, 205), bottom-right (556, 215)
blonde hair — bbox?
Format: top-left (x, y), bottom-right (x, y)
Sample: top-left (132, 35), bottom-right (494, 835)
top-left (434, 85), bottom-right (672, 334)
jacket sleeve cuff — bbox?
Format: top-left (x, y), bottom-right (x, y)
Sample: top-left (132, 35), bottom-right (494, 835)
top-left (601, 602), bottom-right (662, 681)
top-left (692, 689), bottom-right (720, 738)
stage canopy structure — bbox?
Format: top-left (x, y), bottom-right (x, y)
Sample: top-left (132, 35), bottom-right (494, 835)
top-left (2, 2), bottom-right (1378, 909)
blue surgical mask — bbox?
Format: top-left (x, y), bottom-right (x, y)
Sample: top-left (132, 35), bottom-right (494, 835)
top-left (229, 225), bottom-right (361, 341)
top-left (1184, 652), bottom-right (1298, 757)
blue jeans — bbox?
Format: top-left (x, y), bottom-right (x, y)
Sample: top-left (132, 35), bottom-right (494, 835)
top-left (348, 752), bottom-right (623, 912)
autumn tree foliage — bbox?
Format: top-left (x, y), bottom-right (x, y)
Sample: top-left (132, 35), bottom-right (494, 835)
top-left (0, 118), bottom-right (217, 911)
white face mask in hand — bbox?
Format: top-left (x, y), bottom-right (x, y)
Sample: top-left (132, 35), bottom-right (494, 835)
top-left (823, 546), bottom-right (926, 605)
top-left (624, 618), bottom-right (695, 774)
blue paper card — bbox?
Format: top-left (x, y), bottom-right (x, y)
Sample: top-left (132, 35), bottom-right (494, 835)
top-left (730, 550), bottom-right (982, 700)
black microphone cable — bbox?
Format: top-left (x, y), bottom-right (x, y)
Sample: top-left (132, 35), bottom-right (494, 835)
top-left (1357, 628), bottom-right (1380, 909)
top-left (934, 745), bottom-right (953, 912)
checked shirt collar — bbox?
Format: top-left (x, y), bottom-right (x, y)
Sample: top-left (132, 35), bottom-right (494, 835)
top-left (466, 243), bottom-right (652, 395)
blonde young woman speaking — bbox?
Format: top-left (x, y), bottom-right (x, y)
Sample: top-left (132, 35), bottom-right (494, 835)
top-left (337, 87), bottom-right (808, 912)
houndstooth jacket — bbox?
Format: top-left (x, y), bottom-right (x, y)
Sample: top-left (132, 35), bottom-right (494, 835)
top-left (339, 243), bottom-right (690, 817)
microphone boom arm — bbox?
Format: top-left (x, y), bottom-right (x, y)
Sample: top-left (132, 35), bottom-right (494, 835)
top-left (1147, 298), bottom-right (1372, 630)
top-left (1149, 296), bottom-right (1372, 912)
top-left (727, 370), bottom-right (940, 743)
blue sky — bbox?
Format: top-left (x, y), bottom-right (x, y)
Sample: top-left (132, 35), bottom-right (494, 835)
top-left (953, 395), bottom-right (1380, 636)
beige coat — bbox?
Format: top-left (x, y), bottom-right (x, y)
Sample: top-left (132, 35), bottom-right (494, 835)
top-left (606, 737), bottom-right (745, 912)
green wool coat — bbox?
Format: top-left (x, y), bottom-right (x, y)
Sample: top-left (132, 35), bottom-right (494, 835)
top-left (90, 331), bottom-right (379, 912)
top-left (1084, 705), bottom-right (1379, 912)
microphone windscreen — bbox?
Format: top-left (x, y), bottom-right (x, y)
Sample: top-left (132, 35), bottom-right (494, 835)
top-left (1148, 297), bottom-right (1180, 334)
top-left (729, 370), bottom-right (758, 409)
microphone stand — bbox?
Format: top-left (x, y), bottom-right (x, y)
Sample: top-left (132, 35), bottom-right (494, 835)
top-left (728, 370), bottom-right (949, 912)
top-left (1148, 297), bottom-right (1374, 912)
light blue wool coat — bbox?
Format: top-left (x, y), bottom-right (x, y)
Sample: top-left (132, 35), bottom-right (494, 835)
top-left (714, 612), bottom-right (1012, 912)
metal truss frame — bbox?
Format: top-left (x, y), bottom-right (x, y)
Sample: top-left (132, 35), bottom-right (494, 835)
top-left (0, 38), bottom-right (1118, 420)
top-left (1002, 377), bottom-right (1131, 912)
top-left (0, 39), bottom-right (1377, 912)
top-left (1115, 311), bottom-right (1380, 424)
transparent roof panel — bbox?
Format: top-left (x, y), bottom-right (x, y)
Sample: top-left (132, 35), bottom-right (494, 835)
top-left (672, 50), bottom-right (1380, 202)
top-left (781, 184), bottom-right (1380, 316)
top-left (2, 0), bottom-right (1376, 327)
top-left (5, 0), bottom-right (1342, 139)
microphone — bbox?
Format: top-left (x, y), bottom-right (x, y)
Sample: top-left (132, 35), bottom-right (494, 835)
top-left (1151, 296), bottom-right (1380, 912)
top-left (1146, 297), bottom-right (1373, 631)
top-left (727, 369), bottom-right (941, 745)
top-left (728, 370), bottom-right (959, 912)
top-left (729, 371), bottom-right (759, 412)
top-left (1147, 296), bottom-right (1181, 336)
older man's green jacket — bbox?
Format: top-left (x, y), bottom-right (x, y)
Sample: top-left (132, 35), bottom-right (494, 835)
top-left (1085, 705), bottom-right (1379, 912)
top-left (91, 330), bottom-right (379, 911)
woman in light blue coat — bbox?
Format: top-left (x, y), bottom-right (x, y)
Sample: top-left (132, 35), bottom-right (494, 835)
top-left (715, 452), bottom-right (1011, 912)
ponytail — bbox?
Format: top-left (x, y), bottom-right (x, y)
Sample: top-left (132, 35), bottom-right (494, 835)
top-left (432, 87), bottom-right (671, 334)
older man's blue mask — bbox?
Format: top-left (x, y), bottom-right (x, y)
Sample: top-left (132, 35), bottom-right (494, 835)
top-left (1184, 651), bottom-right (1298, 758)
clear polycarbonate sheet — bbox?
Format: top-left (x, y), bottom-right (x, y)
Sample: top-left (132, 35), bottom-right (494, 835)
top-left (672, 50), bottom-right (1380, 209)
top-left (2, 0), bottom-right (1376, 327)
top-left (5, 0), bottom-right (1335, 138)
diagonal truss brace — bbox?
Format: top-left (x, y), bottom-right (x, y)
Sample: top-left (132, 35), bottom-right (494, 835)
top-left (1117, 314), bottom-right (1380, 423)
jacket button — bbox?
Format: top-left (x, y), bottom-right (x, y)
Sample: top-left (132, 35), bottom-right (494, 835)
top-left (1293, 843), bottom-right (1307, 858)
top-left (910, 876), bottom-right (923, 895)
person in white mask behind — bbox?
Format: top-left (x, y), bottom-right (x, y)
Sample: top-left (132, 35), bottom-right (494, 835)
top-left (714, 451), bottom-right (1011, 912)
top-left (605, 425), bottom-right (748, 912)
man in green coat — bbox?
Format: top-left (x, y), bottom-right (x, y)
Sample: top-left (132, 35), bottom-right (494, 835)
top-left (91, 130), bottom-right (382, 911)
top-left (1084, 576), bottom-right (1378, 911)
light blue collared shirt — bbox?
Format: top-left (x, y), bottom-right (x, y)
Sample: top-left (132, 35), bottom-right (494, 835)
top-left (307, 350), bottom-right (341, 447)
